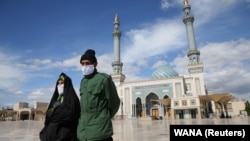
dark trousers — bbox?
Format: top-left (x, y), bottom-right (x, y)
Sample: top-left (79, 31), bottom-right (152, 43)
top-left (95, 136), bottom-right (113, 141)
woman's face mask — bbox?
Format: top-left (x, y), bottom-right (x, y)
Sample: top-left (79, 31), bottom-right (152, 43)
top-left (81, 64), bottom-right (94, 75)
top-left (57, 84), bottom-right (64, 94)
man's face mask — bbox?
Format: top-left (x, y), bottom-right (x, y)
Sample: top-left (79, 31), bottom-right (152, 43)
top-left (81, 64), bottom-right (94, 75)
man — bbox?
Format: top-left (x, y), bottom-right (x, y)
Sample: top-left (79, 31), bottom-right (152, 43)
top-left (40, 73), bottom-right (81, 141)
top-left (77, 49), bottom-right (120, 141)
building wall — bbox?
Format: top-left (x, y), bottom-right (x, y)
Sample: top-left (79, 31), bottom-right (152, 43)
top-left (13, 102), bottom-right (29, 111)
top-left (34, 102), bottom-right (48, 109)
top-left (115, 75), bottom-right (205, 120)
top-left (227, 101), bottom-right (247, 117)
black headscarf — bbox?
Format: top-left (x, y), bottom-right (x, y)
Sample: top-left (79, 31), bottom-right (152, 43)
top-left (40, 72), bottom-right (81, 141)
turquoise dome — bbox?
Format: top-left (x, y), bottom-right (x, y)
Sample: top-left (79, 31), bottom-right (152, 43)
top-left (150, 65), bottom-right (178, 79)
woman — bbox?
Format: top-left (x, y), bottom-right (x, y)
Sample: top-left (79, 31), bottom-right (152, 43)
top-left (40, 72), bottom-right (81, 141)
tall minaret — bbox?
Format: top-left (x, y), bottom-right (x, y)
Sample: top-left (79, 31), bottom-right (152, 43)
top-left (111, 14), bottom-right (125, 84)
top-left (182, 0), bottom-right (203, 74)
top-left (183, 0), bottom-right (206, 96)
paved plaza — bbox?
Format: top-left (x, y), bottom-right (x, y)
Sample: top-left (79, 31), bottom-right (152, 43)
top-left (0, 116), bottom-right (249, 141)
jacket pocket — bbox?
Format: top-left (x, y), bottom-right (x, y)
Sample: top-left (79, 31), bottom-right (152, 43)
top-left (87, 81), bottom-right (104, 110)
top-left (87, 80), bottom-right (103, 95)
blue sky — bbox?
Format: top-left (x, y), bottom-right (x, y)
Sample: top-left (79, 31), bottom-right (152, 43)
top-left (0, 0), bottom-right (250, 108)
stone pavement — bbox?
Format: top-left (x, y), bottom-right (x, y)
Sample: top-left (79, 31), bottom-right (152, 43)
top-left (0, 116), bottom-right (249, 141)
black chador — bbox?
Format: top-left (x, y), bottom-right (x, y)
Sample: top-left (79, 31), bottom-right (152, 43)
top-left (40, 72), bottom-right (81, 141)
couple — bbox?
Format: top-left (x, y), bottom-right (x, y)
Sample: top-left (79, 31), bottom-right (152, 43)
top-left (39, 49), bottom-right (120, 141)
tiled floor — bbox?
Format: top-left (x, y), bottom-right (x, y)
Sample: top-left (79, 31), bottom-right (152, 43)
top-left (0, 116), bottom-right (249, 141)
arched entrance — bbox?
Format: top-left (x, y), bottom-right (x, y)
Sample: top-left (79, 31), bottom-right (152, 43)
top-left (163, 95), bottom-right (169, 116)
top-left (146, 93), bottom-right (159, 116)
top-left (20, 111), bottom-right (30, 120)
top-left (136, 97), bottom-right (142, 117)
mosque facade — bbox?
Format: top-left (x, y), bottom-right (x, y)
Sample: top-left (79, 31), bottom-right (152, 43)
top-left (111, 0), bottom-right (215, 120)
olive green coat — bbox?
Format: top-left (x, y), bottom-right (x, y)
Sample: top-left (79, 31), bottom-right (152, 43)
top-left (77, 72), bottom-right (120, 141)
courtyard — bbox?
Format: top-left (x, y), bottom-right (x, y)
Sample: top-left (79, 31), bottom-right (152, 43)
top-left (0, 116), bottom-right (249, 141)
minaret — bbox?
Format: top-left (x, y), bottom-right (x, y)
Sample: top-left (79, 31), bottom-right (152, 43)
top-left (183, 0), bottom-right (206, 96)
top-left (182, 0), bottom-right (203, 74)
top-left (111, 14), bottom-right (125, 84)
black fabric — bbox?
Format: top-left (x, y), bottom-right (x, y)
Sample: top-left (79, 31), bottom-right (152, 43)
top-left (80, 49), bottom-right (97, 63)
top-left (40, 72), bottom-right (81, 141)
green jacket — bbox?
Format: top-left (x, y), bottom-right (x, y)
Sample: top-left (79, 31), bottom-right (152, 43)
top-left (77, 72), bottom-right (120, 141)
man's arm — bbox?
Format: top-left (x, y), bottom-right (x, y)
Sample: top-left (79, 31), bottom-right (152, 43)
top-left (104, 76), bottom-right (120, 118)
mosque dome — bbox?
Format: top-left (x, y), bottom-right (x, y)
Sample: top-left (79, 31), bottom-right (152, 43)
top-left (150, 65), bottom-right (179, 79)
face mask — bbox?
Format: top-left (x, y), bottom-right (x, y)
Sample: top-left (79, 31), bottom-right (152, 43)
top-left (81, 64), bottom-right (95, 75)
top-left (57, 84), bottom-right (64, 94)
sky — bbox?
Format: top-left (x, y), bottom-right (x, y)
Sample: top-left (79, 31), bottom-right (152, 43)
top-left (0, 0), bottom-right (250, 108)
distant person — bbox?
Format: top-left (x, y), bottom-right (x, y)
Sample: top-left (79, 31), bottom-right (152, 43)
top-left (77, 49), bottom-right (120, 141)
top-left (40, 72), bottom-right (81, 141)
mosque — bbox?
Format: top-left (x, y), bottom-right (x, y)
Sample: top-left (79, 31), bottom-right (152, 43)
top-left (110, 0), bottom-right (235, 120)
top-left (2, 0), bottom-right (244, 121)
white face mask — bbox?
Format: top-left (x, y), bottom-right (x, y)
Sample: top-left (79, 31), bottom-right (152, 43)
top-left (57, 84), bottom-right (64, 94)
top-left (81, 64), bottom-right (95, 75)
